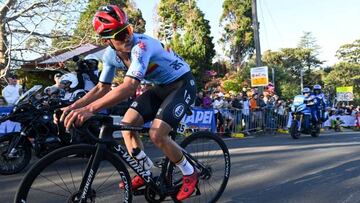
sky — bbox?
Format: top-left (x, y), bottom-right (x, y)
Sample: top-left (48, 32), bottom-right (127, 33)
top-left (133, 0), bottom-right (360, 66)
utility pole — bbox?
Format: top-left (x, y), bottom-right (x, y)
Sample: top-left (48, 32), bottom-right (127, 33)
top-left (252, 0), bottom-right (262, 67)
top-left (300, 69), bottom-right (304, 91)
top-left (252, 0), bottom-right (264, 94)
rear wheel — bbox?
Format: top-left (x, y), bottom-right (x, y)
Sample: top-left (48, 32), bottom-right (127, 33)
top-left (311, 123), bottom-right (320, 137)
top-left (168, 131), bottom-right (231, 203)
top-left (15, 144), bottom-right (132, 203)
top-left (0, 133), bottom-right (31, 175)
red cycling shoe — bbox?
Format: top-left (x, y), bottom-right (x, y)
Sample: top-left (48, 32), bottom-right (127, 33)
top-left (119, 175), bottom-right (145, 190)
top-left (176, 171), bottom-right (199, 201)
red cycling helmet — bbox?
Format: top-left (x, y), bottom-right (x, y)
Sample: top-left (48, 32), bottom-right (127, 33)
top-left (93, 5), bottom-right (128, 38)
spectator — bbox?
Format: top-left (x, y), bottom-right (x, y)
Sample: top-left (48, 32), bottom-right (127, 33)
top-left (202, 92), bottom-right (212, 108)
top-left (213, 92), bottom-right (225, 132)
top-left (242, 95), bottom-right (250, 130)
top-left (2, 74), bottom-right (22, 105)
top-left (221, 94), bottom-right (234, 133)
top-left (231, 93), bottom-right (242, 110)
top-left (0, 96), bottom-right (7, 106)
top-left (249, 93), bottom-right (260, 129)
top-left (194, 91), bottom-right (204, 107)
top-left (249, 93), bottom-right (260, 112)
top-left (230, 93), bottom-right (242, 130)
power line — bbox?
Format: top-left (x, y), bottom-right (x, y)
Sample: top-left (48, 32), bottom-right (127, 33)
top-left (262, 0), bottom-right (284, 47)
top-left (258, 0), bottom-right (271, 50)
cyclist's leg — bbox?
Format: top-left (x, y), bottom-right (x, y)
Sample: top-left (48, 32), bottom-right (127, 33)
top-left (121, 109), bottom-right (145, 153)
top-left (121, 87), bottom-right (161, 154)
top-left (149, 73), bottom-right (198, 200)
top-left (149, 119), bottom-right (183, 163)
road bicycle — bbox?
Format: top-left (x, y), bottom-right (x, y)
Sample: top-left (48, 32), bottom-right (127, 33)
top-left (14, 114), bottom-right (231, 203)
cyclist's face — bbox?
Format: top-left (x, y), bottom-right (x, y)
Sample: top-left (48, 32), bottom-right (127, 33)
top-left (102, 26), bottom-right (134, 53)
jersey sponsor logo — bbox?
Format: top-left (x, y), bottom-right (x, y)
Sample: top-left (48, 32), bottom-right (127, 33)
top-left (132, 71), bottom-right (144, 78)
top-left (132, 49), bottom-right (141, 60)
top-left (173, 104), bottom-right (185, 118)
top-left (131, 101), bottom-right (138, 108)
top-left (169, 60), bottom-right (184, 70)
top-left (190, 80), bottom-right (195, 86)
top-left (138, 41), bottom-right (146, 50)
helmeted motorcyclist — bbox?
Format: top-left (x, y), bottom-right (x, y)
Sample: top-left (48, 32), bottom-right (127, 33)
top-left (59, 73), bottom-right (86, 102)
top-left (303, 87), bottom-right (319, 124)
top-left (313, 84), bottom-right (327, 122)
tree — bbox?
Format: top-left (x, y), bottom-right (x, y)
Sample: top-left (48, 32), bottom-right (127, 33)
top-left (336, 39), bottom-right (360, 63)
top-left (54, 0), bottom-right (146, 49)
top-left (0, 0), bottom-right (87, 76)
top-left (157, 0), bottom-right (215, 87)
top-left (324, 62), bottom-right (360, 103)
top-left (220, 0), bottom-right (253, 66)
top-left (297, 31), bottom-right (320, 51)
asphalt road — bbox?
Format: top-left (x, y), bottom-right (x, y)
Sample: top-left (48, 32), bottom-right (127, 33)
top-left (2, 131), bottom-right (360, 203)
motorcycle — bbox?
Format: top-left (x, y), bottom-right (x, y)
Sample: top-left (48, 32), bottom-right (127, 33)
top-left (289, 95), bottom-right (320, 139)
top-left (0, 85), bottom-right (72, 175)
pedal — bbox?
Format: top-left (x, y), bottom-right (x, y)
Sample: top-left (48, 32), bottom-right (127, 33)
top-left (133, 188), bottom-right (145, 196)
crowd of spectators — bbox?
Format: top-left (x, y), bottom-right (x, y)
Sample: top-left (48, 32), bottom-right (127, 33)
top-left (329, 103), bottom-right (360, 117)
top-left (193, 86), bottom-right (360, 133)
top-left (194, 86), bottom-right (290, 133)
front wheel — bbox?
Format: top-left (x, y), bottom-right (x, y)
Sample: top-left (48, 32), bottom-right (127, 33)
top-left (0, 133), bottom-right (32, 175)
top-left (15, 144), bottom-right (132, 203)
top-left (290, 120), bottom-right (300, 139)
top-left (168, 131), bottom-right (231, 203)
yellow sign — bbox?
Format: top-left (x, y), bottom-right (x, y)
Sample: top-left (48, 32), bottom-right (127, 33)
top-left (336, 86), bottom-right (354, 101)
top-left (251, 66), bottom-right (269, 87)
top-left (336, 86), bottom-right (353, 93)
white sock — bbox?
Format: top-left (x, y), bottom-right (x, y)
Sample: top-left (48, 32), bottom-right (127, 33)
top-left (176, 156), bottom-right (194, 176)
top-left (132, 149), bottom-right (153, 171)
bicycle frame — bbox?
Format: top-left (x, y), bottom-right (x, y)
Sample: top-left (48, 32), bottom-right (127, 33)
top-left (75, 121), bottom-right (183, 202)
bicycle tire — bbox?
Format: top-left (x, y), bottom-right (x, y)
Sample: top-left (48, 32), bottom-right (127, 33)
top-left (168, 131), bottom-right (231, 203)
top-left (14, 144), bottom-right (132, 203)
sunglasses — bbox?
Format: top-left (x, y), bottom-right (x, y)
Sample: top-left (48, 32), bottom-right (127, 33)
top-left (102, 25), bottom-right (133, 41)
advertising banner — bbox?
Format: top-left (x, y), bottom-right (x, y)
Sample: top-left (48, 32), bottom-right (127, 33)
top-left (180, 107), bottom-right (216, 133)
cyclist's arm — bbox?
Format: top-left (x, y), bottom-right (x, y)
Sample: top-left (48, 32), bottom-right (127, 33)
top-left (87, 77), bottom-right (139, 113)
top-left (69, 82), bottom-right (111, 109)
top-left (86, 43), bottom-right (151, 113)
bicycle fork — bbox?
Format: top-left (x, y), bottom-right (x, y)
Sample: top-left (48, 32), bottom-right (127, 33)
top-left (76, 143), bottom-right (106, 203)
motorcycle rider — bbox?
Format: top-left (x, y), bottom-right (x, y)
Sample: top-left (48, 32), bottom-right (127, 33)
top-left (59, 73), bottom-right (86, 102)
top-left (313, 84), bottom-right (327, 122)
top-left (302, 87), bottom-right (319, 125)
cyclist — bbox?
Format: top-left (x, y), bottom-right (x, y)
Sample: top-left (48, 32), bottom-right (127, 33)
top-left (57, 5), bottom-right (197, 201)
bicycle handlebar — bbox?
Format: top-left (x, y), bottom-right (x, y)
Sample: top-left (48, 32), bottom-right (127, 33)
top-left (72, 114), bottom-right (149, 144)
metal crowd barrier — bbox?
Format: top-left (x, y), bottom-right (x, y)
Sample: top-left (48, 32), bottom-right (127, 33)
top-left (214, 107), bottom-right (290, 135)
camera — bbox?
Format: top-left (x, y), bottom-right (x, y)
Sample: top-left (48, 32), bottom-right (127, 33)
top-left (73, 56), bottom-right (98, 73)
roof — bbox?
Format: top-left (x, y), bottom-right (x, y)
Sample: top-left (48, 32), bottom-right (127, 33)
top-left (21, 43), bottom-right (106, 70)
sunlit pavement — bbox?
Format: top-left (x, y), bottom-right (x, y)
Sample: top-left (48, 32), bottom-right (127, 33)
top-left (2, 131), bottom-right (360, 203)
